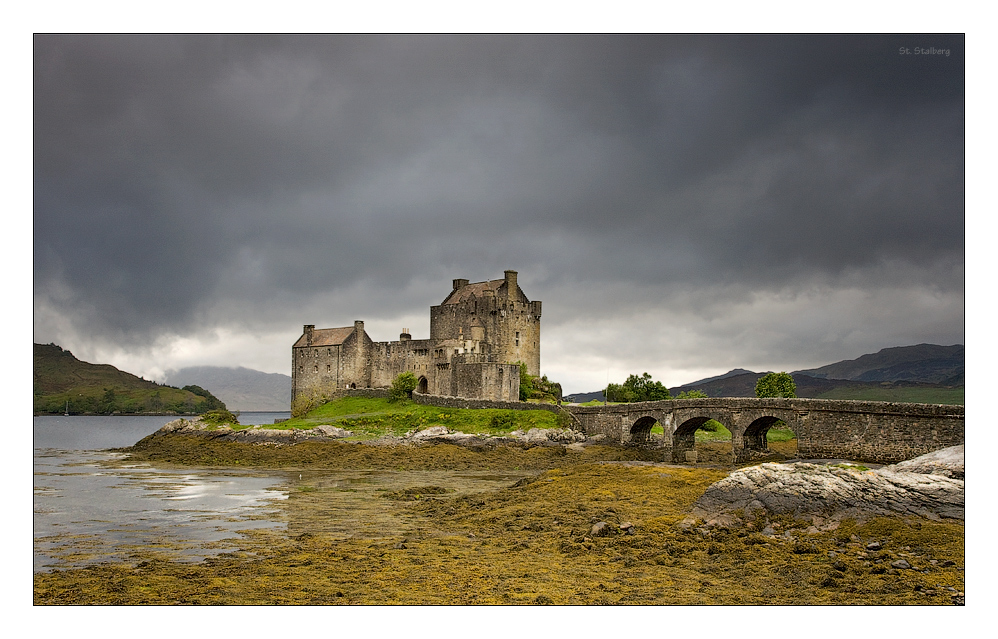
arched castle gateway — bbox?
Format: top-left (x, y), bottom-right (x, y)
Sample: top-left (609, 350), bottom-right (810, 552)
top-left (292, 270), bottom-right (541, 402)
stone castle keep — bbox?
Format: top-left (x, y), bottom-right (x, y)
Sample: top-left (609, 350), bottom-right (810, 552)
top-left (292, 270), bottom-right (541, 402)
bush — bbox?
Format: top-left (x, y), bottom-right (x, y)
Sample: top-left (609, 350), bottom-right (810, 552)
top-left (511, 361), bottom-right (533, 401)
top-left (291, 387), bottom-right (329, 418)
top-left (699, 419), bottom-right (721, 432)
top-left (755, 372), bottom-right (797, 398)
top-left (675, 389), bottom-right (708, 399)
top-left (389, 371), bottom-right (419, 403)
top-left (488, 412), bottom-right (517, 430)
top-left (606, 373), bottom-right (671, 403)
top-left (199, 409), bottom-right (240, 427)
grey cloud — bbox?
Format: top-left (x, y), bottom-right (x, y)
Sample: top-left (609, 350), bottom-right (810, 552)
top-left (34, 34), bottom-right (964, 375)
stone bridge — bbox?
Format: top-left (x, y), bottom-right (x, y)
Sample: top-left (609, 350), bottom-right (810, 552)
top-left (563, 398), bottom-right (964, 464)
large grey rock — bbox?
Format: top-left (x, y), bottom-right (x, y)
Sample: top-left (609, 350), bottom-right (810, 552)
top-left (410, 426), bottom-right (451, 440)
top-left (691, 449), bottom-right (965, 526)
top-left (884, 444), bottom-right (964, 479)
top-left (313, 425), bottom-right (354, 438)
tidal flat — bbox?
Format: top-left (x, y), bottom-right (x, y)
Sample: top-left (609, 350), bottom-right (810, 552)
top-left (33, 438), bottom-right (964, 605)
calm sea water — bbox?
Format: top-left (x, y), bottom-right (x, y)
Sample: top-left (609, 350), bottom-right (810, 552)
top-left (33, 413), bottom-right (292, 572)
top-left (33, 412), bottom-right (527, 573)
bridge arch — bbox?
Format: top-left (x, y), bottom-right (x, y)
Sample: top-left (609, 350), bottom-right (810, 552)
top-left (629, 415), bottom-right (662, 445)
top-left (672, 416), bottom-right (728, 463)
top-left (741, 415), bottom-right (797, 459)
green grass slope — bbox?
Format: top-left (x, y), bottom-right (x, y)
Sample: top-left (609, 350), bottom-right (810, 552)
top-left (267, 396), bottom-right (568, 439)
top-left (33, 343), bottom-right (226, 415)
top-left (813, 385), bottom-right (964, 405)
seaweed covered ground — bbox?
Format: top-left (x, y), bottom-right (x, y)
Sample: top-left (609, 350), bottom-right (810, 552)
top-left (34, 436), bottom-right (964, 605)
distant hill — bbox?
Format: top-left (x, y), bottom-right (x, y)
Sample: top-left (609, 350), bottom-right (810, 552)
top-left (793, 344), bottom-right (964, 384)
top-left (164, 366), bottom-right (291, 412)
top-left (669, 370), bottom-right (962, 405)
top-left (33, 343), bottom-right (226, 415)
top-left (680, 368), bottom-right (756, 388)
top-left (567, 344), bottom-right (964, 406)
top-left (563, 390), bottom-right (606, 403)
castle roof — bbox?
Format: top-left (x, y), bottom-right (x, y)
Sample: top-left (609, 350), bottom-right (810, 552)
top-left (442, 279), bottom-right (504, 304)
top-left (442, 278), bottom-right (529, 304)
top-left (293, 326), bottom-right (356, 348)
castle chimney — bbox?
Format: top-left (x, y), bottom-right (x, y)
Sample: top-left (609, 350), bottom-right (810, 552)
top-left (504, 270), bottom-right (517, 298)
top-left (400, 328), bottom-right (411, 342)
top-left (453, 278), bottom-right (469, 290)
top-left (354, 320), bottom-right (364, 334)
top-left (304, 324), bottom-right (314, 346)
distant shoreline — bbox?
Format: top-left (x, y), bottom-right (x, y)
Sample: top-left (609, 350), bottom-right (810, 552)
top-left (34, 410), bottom-right (289, 417)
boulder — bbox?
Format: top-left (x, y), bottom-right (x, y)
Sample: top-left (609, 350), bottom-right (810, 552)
top-left (411, 426), bottom-right (451, 440)
top-left (884, 445), bottom-right (964, 479)
top-left (313, 425), bottom-right (353, 438)
top-left (691, 450), bottom-right (965, 527)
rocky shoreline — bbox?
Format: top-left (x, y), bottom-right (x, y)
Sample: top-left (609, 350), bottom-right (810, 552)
top-left (152, 416), bottom-right (596, 450)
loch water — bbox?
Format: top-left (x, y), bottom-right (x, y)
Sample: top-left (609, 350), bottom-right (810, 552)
top-left (33, 413), bottom-right (293, 572)
top-left (33, 413), bottom-right (528, 573)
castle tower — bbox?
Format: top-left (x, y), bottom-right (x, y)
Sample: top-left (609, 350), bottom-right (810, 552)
top-left (429, 269), bottom-right (541, 376)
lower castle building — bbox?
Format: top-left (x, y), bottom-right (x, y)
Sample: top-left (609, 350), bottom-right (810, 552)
top-left (292, 270), bottom-right (541, 402)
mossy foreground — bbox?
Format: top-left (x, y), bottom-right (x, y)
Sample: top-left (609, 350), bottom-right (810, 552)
top-left (34, 440), bottom-right (964, 605)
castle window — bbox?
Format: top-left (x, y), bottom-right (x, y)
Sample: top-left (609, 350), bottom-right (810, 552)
top-left (516, 331), bottom-right (520, 346)
top-left (326, 364), bottom-right (331, 372)
top-left (314, 365), bottom-right (318, 373)
top-left (314, 349), bottom-right (318, 357)
top-left (299, 366), bottom-right (303, 373)
top-left (328, 348), bottom-right (332, 356)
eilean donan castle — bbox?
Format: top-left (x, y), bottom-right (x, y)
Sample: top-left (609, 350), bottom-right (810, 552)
top-left (292, 270), bottom-right (541, 402)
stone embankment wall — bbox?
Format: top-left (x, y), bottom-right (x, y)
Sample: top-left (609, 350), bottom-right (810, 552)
top-left (411, 391), bottom-right (564, 415)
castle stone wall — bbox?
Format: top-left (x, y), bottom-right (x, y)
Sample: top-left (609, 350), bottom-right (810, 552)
top-left (292, 327), bottom-right (373, 397)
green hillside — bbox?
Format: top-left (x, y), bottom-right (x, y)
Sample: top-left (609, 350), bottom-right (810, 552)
top-left (33, 343), bottom-right (227, 415)
top-left (813, 385), bottom-right (964, 405)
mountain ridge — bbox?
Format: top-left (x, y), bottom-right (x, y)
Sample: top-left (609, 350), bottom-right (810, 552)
top-left (164, 366), bottom-right (291, 412)
top-left (792, 344), bottom-right (964, 384)
top-left (565, 344), bottom-right (964, 404)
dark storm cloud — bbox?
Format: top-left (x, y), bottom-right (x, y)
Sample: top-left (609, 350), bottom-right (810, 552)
top-left (34, 34), bottom-right (964, 353)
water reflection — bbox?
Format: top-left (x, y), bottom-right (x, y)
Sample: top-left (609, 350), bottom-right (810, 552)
top-left (34, 449), bottom-right (289, 572)
top-left (33, 415), bottom-right (530, 573)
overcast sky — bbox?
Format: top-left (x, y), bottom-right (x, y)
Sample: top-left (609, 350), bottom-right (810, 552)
top-left (33, 34), bottom-right (965, 394)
